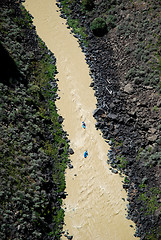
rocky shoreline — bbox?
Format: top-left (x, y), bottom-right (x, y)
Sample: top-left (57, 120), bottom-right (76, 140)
top-left (57, 0), bottom-right (161, 239)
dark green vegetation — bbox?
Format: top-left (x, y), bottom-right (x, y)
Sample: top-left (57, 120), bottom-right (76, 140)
top-left (57, 0), bottom-right (88, 46)
top-left (90, 14), bottom-right (116, 36)
top-left (58, 0), bottom-right (161, 239)
top-left (139, 139), bottom-right (161, 168)
top-left (82, 0), bottom-right (94, 10)
top-left (90, 17), bottom-right (107, 36)
top-left (0, 1), bottom-right (69, 239)
top-left (59, 0), bottom-right (161, 91)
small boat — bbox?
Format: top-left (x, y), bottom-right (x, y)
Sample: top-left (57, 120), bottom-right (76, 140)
top-left (82, 121), bottom-right (86, 129)
top-left (84, 151), bottom-right (88, 158)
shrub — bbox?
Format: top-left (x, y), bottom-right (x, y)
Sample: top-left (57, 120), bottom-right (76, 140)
top-left (106, 15), bottom-right (116, 31)
top-left (82, 0), bottom-right (94, 10)
top-left (90, 17), bottom-right (107, 36)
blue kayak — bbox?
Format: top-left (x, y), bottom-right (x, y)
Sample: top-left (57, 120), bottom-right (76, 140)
top-left (84, 151), bottom-right (88, 158)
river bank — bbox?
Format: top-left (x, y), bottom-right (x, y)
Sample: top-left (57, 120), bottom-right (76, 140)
top-left (0, 1), bottom-right (69, 239)
top-left (56, 0), bottom-right (161, 239)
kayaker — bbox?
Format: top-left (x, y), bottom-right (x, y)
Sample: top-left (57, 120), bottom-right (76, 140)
top-left (82, 121), bottom-right (86, 129)
top-left (84, 151), bottom-right (88, 158)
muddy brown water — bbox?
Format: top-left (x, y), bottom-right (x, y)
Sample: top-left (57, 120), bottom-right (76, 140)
top-left (24, 1), bottom-right (139, 239)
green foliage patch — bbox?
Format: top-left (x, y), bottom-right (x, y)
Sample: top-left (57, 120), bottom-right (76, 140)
top-left (59, 0), bottom-right (88, 45)
top-left (138, 187), bottom-right (161, 216)
top-left (146, 226), bottom-right (161, 240)
top-left (138, 138), bottom-right (161, 168)
top-left (106, 15), bottom-right (116, 31)
top-left (90, 17), bottom-right (107, 36)
top-left (67, 17), bottom-right (88, 43)
top-left (117, 156), bottom-right (128, 170)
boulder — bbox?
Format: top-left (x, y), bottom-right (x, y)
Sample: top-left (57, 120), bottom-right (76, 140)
top-left (68, 148), bottom-right (74, 155)
top-left (111, 169), bottom-right (118, 174)
top-left (107, 113), bottom-right (118, 120)
top-left (93, 108), bottom-right (105, 117)
top-left (68, 163), bottom-right (73, 169)
top-left (124, 83), bottom-right (133, 94)
top-left (148, 135), bottom-right (158, 142)
top-left (90, 82), bottom-right (94, 87)
top-left (58, 115), bottom-right (64, 124)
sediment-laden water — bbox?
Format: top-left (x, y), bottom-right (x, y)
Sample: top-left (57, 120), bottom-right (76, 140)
top-left (24, 1), bottom-right (138, 239)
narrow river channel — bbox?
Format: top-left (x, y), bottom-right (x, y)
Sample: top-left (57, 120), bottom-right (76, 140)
top-left (24, 1), bottom-right (139, 239)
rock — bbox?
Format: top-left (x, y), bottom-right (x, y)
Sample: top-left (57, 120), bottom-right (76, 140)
top-left (114, 98), bottom-right (121, 103)
top-left (67, 236), bottom-right (73, 240)
top-left (148, 128), bottom-right (156, 134)
top-left (157, 99), bottom-right (161, 107)
top-left (59, 191), bottom-right (67, 199)
top-left (128, 110), bottom-right (136, 117)
top-left (144, 86), bottom-right (153, 90)
top-left (95, 121), bottom-right (101, 128)
top-left (123, 184), bottom-right (129, 189)
top-left (60, 142), bottom-right (65, 148)
top-left (124, 83), bottom-right (133, 94)
top-left (111, 169), bottom-right (118, 174)
top-left (93, 108), bottom-right (105, 117)
top-left (113, 129), bottom-right (119, 136)
top-left (64, 234), bottom-right (73, 240)
top-left (109, 102), bottom-right (115, 108)
top-left (90, 82), bottom-right (94, 87)
top-left (68, 163), bottom-right (73, 169)
top-left (58, 115), bottom-right (64, 124)
top-left (142, 177), bottom-right (148, 184)
top-left (68, 148), bottom-right (74, 155)
top-left (148, 135), bottom-right (158, 142)
top-left (107, 113), bottom-right (118, 120)
top-left (125, 117), bottom-right (134, 125)
top-left (132, 97), bottom-right (137, 102)
top-left (108, 140), bottom-right (114, 146)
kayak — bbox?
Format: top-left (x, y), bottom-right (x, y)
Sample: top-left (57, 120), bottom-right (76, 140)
top-left (84, 151), bottom-right (88, 158)
top-left (82, 121), bottom-right (86, 129)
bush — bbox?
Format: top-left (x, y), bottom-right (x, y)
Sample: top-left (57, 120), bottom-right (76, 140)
top-left (82, 0), bottom-right (94, 10)
top-left (106, 15), bottom-right (116, 31)
top-left (90, 17), bottom-right (107, 36)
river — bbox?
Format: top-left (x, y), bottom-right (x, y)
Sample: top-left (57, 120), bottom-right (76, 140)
top-left (24, 1), bottom-right (138, 239)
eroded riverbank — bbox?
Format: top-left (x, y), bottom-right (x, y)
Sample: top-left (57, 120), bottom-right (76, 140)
top-left (24, 0), bottom-right (139, 239)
